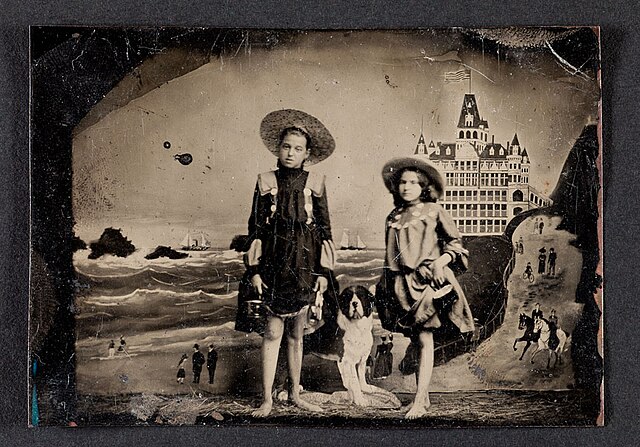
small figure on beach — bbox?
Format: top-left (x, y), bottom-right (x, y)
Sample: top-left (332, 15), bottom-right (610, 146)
top-left (118, 335), bottom-right (126, 354)
top-left (235, 109), bottom-right (338, 417)
top-left (108, 340), bottom-right (115, 358)
top-left (373, 335), bottom-right (393, 379)
top-left (365, 355), bottom-right (374, 383)
top-left (375, 157), bottom-right (474, 419)
top-left (547, 247), bottom-right (557, 276)
top-left (176, 353), bottom-right (188, 384)
top-left (192, 344), bottom-right (205, 384)
top-left (207, 344), bottom-right (218, 385)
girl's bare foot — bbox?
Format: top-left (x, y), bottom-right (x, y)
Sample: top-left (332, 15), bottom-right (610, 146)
top-left (252, 400), bottom-right (273, 418)
top-left (405, 398), bottom-right (431, 419)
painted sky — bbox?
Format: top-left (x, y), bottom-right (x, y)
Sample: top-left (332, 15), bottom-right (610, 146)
top-left (72, 30), bottom-right (599, 249)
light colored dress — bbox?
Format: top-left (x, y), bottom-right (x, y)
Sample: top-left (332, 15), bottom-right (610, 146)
top-left (376, 201), bottom-right (474, 336)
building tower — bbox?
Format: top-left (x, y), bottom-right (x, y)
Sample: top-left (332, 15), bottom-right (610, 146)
top-left (455, 94), bottom-right (489, 152)
top-left (415, 131), bottom-right (428, 155)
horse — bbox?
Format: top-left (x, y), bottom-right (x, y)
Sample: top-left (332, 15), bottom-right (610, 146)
top-left (530, 317), bottom-right (570, 369)
top-left (513, 313), bottom-right (540, 360)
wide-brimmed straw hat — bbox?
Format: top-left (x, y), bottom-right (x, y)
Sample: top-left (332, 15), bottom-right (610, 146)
top-left (260, 109), bottom-right (335, 165)
top-left (381, 157), bottom-right (445, 199)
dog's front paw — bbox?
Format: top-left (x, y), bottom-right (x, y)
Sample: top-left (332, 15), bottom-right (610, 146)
top-left (360, 384), bottom-right (374, 394)
top-left (353, 395), bottom-right (368, 407)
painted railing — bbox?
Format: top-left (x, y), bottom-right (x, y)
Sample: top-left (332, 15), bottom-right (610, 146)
top-left (433, 246), bottom-right (516, 365)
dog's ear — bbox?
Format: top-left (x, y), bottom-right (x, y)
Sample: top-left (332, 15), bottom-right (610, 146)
top-left (356, 285), bottom-right (375, 317)
top-left (338, 287), bottom-right (354, 314)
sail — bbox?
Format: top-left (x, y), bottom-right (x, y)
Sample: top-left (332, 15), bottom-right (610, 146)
top-left (356, 235), bottom-right (366, 250)
top-left (340, 231), bottom-right (350, 249)
top-left (201, 233), bottom-right (211, 248)
top-left (180, 232), bottom-right (191, 247)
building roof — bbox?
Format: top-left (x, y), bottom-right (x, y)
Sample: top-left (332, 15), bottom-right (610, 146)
top-left (511, 133), bottom-right (520, 146)
top-left (521, 148), bottom-right (529, 160)
top-left (479, 143), bottom-right (507, 159)
top-left (430, 143), bottom-right (456, 160)
top-left (457, 94), bottom-right (482, 129)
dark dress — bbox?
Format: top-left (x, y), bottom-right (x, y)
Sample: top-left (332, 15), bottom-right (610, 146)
top-left (538, 253), bottom-right (547, 274)
top-left (235, 166), bottom-right (338, 334)
top-left (177, 359), bottom-right (187, 379)
top-left (373, 342), bottom-right (394, 379)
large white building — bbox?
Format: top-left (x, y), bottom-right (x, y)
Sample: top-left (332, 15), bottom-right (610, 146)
top-left (415, 93), bottom-right (551, 236)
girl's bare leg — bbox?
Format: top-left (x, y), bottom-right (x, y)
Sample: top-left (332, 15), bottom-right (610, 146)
top-left (406, 331), bottom-right (433, 419)
top-left (252, 316), bottom-right (285, 417)
top-left (286, 310), bottom-right (323, 413)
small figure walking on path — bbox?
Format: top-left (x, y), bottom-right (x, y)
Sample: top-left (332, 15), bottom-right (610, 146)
top-left (539, 219), bottom-right (545, 235)
top-left (518, 236), bottom-right (524, 255)
top-left (176, 353), bottom-right (188, 384)
top-left (108, 339), bottom-right (115, 358)
top-left (192, 344), bottom-right (205, 384)
top-left (538, 248), bottom-right (547, 275)
top-left (547, 247), bottom-right (557, 276)
top-left (207, 344), bottom-right (218, 385)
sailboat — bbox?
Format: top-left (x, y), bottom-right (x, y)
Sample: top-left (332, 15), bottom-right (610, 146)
top-left (339, 230), bottom-right (367, 251)
top-left (180, 231), bottom-right (211, 251)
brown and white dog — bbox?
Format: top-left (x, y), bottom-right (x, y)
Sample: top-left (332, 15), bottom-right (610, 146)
top-left (335, 285), bottom-right (375, 406)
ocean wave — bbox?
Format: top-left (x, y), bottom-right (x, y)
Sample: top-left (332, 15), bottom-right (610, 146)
top-left (220, 258), bottom-right (243, 264)
top-left (174, 300), bottom-right (207, 306)
top-left (81, 288), bottom-right (239, 304)
top-left (335, 273), bottom-right (380, 282)
top-left (336, 259), bottom-right (383, 269)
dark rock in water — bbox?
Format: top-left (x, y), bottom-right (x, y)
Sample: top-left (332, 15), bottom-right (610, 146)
top-left (71, 235), bottom-right (87, 252)
top-left (145, 246), bottom-right (189, 260)
top-left (88, 228), bottom-right (136, 259)
top-left (230, 235), bottom-right (251, 252)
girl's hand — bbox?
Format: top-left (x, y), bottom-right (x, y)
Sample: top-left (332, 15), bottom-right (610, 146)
top-left (417, 264), bottom-right (433, 284)
top-left (251, 274), bottom-right (267, 296)
top-left (429, 253), bottom-right (453, 288)
top-left (430, 262), bottom-right (446, 288)
top-left (314, 276), bottom-right (329, 295)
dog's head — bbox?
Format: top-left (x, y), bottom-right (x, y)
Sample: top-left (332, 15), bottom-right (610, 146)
top-left (339, 285), bottom-right (374, 320)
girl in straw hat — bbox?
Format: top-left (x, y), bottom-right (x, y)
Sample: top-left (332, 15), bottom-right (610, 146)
top-left (236, 109), bottom-right (338, 417)
top-left (375, 157), bottom-right (474, 419)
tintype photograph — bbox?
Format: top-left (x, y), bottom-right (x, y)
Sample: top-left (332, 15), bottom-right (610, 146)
top-left (29, 27), bottom-right (603, 427)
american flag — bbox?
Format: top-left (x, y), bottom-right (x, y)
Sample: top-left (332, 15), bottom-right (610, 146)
top-left (444, 69), bottom-right (471, 83)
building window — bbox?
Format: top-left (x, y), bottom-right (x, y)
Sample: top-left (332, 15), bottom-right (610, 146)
top-left (513, 190), bottom-right (523, 202)
top-left (499, 148), bottom-right (504, 155)
top-left (446, 147), bottom-right (451, 155)
top-left (473, 131), bottom-right (478, 139)
top-left (466, 130), bottom-right (471, 139)
top-left (459, 130), bottom-right (464, 139)
top-left (489, 148), bottom-right (494, 156)
top-left (513, 207), bottom-right (523, 215)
